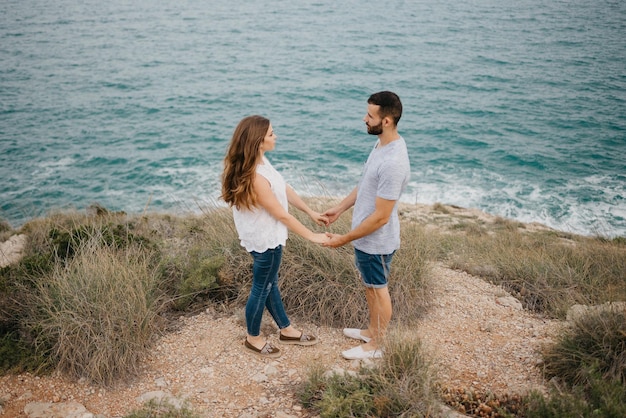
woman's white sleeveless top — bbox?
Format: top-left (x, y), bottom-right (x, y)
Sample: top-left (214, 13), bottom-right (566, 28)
top-left (232, 157), bottom-right (288, 253)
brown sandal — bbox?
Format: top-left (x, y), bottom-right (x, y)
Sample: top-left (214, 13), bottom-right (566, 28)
top-left (279, 332), bottom-right (319, 346)
top-left (244, 339), bottom-right (281, 358)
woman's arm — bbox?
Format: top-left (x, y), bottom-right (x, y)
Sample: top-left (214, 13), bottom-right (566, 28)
top-left (285, 185), bottom-right (328, 226)
top-left (254, 174), bottom-right (327, 243)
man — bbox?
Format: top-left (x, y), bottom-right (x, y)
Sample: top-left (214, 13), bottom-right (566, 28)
top-left (323, 91), bottom-right (410, 360)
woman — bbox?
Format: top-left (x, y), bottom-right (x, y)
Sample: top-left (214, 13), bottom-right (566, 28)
top-left (221, 115), bottom-right (328, 358)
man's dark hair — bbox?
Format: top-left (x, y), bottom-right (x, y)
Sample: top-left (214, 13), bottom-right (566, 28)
top-left (368, 91), bottom-right (402, 125)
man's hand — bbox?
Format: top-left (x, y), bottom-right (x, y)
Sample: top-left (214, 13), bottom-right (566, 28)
top-left (310, 211), bottom-right (330, 227)
top-left (321, 207), bottom-right (341, 225)
top-left (323, 232), bottom-right (348, 248)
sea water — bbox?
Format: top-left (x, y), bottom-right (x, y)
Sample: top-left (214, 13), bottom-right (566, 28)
top-left (1, 0), bottom-right (625, 237)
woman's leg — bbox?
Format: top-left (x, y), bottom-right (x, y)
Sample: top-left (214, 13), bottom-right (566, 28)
top-left (263, 245), bottom-right (291, 330)
top-left (245, 246), bottom-right (283, 343)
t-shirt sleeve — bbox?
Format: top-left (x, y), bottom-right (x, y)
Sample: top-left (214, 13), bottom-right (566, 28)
top-left (377, 158), bottom-right (408, 201)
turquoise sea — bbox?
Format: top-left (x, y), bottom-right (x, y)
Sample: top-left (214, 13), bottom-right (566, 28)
top-left (1, 0), bottom-right (625, 237)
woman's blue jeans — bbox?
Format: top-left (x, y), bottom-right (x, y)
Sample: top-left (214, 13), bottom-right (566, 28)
top-left (245, 245), bottom-right (290, 336)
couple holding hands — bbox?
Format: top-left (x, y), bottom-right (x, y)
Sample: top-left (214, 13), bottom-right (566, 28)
top-left (221, 91), bottom-right (410, 360)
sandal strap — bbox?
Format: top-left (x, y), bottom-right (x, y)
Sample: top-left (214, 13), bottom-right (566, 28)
top-left (261, 343), bottom-right (279, 354)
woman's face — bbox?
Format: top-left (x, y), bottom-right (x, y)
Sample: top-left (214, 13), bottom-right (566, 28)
top-left (260, 123), bottom-right (277, 153)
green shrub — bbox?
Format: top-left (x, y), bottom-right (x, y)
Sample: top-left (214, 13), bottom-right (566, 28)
top-left (124, 399), bottom-right (199, 418)
top-left (152, 210), bottom-right (247, 310)
top-left (523, 375), bottom-right (626, 418)
top-left (0, 329), bottom-right (51, 374)
top-left (172, 254), bottom-right (226, 310)
top-left (0, 253), bottom-right (57, 367)
top-left (520, 306), bottom-right (626, 418)
top-left (48, 222), bottom-right (155, 262)
top-left (300, 328), bottom-right (439, 417)
top-left (300, 367), bottom-right (376, 418)
top-left (542, 306), bottom-right (626, 387)
top-left (365, 328), bottom-right (439, 417)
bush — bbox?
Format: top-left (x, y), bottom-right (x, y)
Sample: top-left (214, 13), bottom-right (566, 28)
top-left (542, 305), bottom-right (626, 387)
top-left (523, 376), bottom-right (626, 418)
top-left (521, 306), bottom-right (626, 417)
top-left (22, 234), bottom-right (166, 385)
top-left (0, 329), bottom-right (51, 373)
top-left (300, 328), bottom-right (439, 417)
top-left (301, 368), bottom-right (375, 418)
top-left (366, 328), bottom-right (440, 416)
top-left (172, 254), bottom-right (226, 310)
top-left (124, 399), bottom-right (199, 418)
top-left (153, 209), bottom-right (248, 310)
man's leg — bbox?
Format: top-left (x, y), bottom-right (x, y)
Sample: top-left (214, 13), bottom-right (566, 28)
top-left (342, 249), bottom-right (394, 358)
top-left (364, 286), bottom-right (392, 350)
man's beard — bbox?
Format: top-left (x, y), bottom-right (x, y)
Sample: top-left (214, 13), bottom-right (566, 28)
top-left (366, 121), bottom-right (383, 135)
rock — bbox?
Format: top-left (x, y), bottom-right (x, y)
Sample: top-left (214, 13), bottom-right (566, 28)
top-left (0, 392), bottom-right (11, 404)
top-left (566, 301), bottom-right (626, 322)
top-left (24, 401), bottom-right (93, 418)
top-left (496, 296), bottom-right (523, 310)
top-left (0, 233), bottom-right (27, 267)
top-left (275, 411), bottom-right (299, 418)
top-left (566, 304), bottom-right (587, 322)
top-left (264, 364), bottom-right (278, 376)
top-left (251, 372), bottom-right (268, 383)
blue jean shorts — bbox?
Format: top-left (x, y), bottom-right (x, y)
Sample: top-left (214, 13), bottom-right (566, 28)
top-left (354, 248), bottom-right (395, 289)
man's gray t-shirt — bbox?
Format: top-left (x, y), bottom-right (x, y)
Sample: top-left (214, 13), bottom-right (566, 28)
top-left (352, 137), bottom-right (410, 255)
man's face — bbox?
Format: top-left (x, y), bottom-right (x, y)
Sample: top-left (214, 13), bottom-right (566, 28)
top-left (364, 104), bottom-right (383, 136)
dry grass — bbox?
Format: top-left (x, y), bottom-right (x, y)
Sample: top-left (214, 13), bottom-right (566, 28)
top-left (0, 218), bottom-right (12, 242)
top-left (23, 233), bottom-right (166, 386)
top-left (442, 229), bottom-right (626, 319)
top-left (277, 203), bottom-right (433, 327)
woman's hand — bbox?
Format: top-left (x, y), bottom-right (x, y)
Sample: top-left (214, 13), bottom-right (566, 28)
top-left (309, 232), bottom-right (331, 244)
top-left (310, 211), bottom-right (330, 227)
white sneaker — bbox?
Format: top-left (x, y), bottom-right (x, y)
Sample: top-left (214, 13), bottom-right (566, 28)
top-left (341, 345), bottom-right (382, 360)
top-left (343, 328), bottom-right (371, 343)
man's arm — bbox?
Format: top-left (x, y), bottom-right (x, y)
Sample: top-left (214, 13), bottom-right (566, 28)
top-left (322, 187), bottom-right (358, 224)
top-left (323, 196), bottom-right (396, 248)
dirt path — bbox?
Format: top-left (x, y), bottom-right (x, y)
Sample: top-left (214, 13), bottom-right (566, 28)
top-left (0, 262), bottom-right (560, 417)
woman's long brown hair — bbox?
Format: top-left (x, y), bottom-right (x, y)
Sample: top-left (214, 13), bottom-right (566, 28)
top-left (221, 115), bottom-right (269, 210)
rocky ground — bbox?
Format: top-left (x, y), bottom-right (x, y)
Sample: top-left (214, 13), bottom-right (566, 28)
top-left (0, 265), bottom-right (560, 417)
top-left (0, 204), bottom-right (563, 417)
